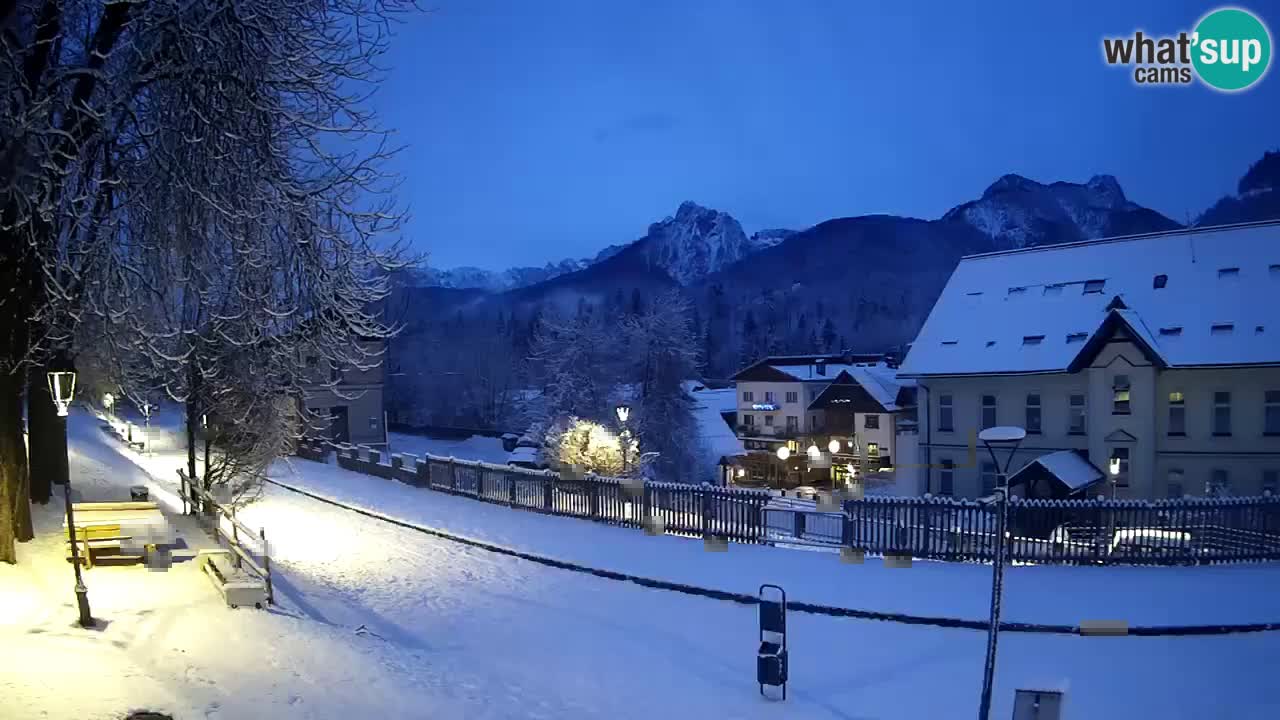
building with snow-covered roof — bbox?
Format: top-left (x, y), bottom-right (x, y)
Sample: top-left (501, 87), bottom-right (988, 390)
top-left (727, 353), bottom-right (915, 488)
top-left (898, 221), bottom-right (1280, 500)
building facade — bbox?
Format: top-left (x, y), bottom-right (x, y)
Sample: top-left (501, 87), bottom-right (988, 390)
top-left (301, 339), bottom-right (387, 447)
top-left (729, 354), bottom-right (913, 488)
top-left (900, 222), bottom-right (1280, 499)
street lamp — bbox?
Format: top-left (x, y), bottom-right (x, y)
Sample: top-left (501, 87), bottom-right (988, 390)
top-left (976, 425), bottom-right (1026, 720)
top-left (103, 392), bottom-right (115, 421)
top-left (615, 404), bottom-right (632, 474)
top-left (775, 446), bottom-right (791, 461)
top-left (828, 439), bottom-right (841, 454)
top-left (47, 362), bottom-right (94, 628)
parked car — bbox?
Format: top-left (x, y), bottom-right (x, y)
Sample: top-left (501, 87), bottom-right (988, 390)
top-left (1109, 528), bottom-right (1193, 558)
top-left (507, 444), bottom-right (544, 470)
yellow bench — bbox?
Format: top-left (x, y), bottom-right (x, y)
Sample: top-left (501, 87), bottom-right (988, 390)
top-left (64, 502), bottom-right (167, 568)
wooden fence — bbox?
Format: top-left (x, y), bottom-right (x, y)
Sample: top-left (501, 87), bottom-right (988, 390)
top-left (178, 470), bottom-right (275, 603)
top-left (305, 440), bottom-right (1280, 566)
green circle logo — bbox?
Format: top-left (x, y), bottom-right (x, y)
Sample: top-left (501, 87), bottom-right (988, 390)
top-left (1192, 8), bottom-right (1272, 91)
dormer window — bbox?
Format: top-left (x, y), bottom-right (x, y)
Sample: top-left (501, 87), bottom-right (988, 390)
top-left (941, 340), bottom-right (958, 346)
top-left (1083, 279), bottom-right (1106, 294)
top-left (1211, 323), bottom-right (1234, 336)
top-left (1218, 267), bottom-right (1240, 278)
top-left (1007, 286), bottom-right (1027, 296)
top-left (1159, 326), bottom-right (1183, 337)
top-left (1022, 335), bottom-right (1044, 346)
top-left (985, 340), bottom-right (996, 347)
top-left (1153, 274), bottom-right (1168, 289)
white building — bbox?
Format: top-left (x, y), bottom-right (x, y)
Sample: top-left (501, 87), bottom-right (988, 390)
top-left (898, 221), bottom-right (1280, 499)
top-left (728, 354), bottom-right (915, 488)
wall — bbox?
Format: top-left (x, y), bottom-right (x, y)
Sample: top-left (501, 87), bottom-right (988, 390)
top-left (304, 385), bottom-right (386, 446)
top-left (915, 359), bottom-right (1280, 499)
top-left (736, 380), bottom-right (824, 435)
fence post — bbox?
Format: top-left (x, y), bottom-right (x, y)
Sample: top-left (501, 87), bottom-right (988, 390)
top-left (477, 467), bottom-right (485, 498)
top-left (543, 473), bottom-right (554, 511)
top-left (448, 458), bottom-right (458, 490)
top-left (507, 469), bottom-right (517, 506)
top-left (260, 528), bottom-right (274, 605)
top-left (793, 510), bottom-right (806, 539)
top-left (590, 479), bottom-right (600, 519)
top-left (231, 509), bottom-right (242, 569)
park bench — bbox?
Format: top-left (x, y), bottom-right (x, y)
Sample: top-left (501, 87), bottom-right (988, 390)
top-left (64, 501), bottom-right (172, 569)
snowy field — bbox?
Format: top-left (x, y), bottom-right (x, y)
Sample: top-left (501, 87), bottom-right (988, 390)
top-left (4, 410), bottom-right (1280, 719)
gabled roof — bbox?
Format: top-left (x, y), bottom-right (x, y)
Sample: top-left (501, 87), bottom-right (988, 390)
top-left (807, 379), bottom-right (887, 413)
top-left (898, 221), bottom-right (1280, 377)
top-left (731, 353), bottom-right (887, 382)
top-left (1009, 450), bottom-right (1105, 496)
top-left (806, 364), bottom-right (912, 413)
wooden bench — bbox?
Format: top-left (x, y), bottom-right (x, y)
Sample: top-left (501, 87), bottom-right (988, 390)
top-left (64, 502), bottom-right (171, 568)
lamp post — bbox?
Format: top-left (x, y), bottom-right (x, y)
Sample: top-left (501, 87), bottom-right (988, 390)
top-left (103, 392), bottom-right (115, 422)
top-left (47, 365), bottom-right (94, 628)
top-left (976, 425), bottom-right (1026, 720)
top-left (615, 404), bottom-right (631, 474)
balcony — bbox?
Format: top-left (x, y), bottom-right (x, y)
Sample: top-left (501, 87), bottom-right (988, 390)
top-left (737, 425), bottom-right (802, 440)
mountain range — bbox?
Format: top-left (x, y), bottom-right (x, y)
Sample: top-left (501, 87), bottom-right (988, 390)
top-left (400, 150), bottom-right (1279, 378)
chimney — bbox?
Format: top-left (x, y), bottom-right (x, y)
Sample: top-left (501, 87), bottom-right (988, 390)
top-left (815, 358), bottom-right (826, 376)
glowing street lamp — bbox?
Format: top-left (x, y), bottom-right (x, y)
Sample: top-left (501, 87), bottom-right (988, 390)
top-left (828, 439), bottom-right (841, 454)
top-left (615, 404), bottom-right (632, 473)
top-left (103, 392), bottom-right (115, 421)
top-left (47, 371), bottom-right (76, 417)
top-left (775, 446), bottom-right (791, 461)
top-left (614, 404), bottom-right (631, 424)
top-left (806, 442), bottom-right (820, 458)
top-left (46, 362), bottom-right (94, 628)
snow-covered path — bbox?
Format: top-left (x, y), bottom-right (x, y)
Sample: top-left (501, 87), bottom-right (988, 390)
top-left (7, 411), bottom-right (1279, 719)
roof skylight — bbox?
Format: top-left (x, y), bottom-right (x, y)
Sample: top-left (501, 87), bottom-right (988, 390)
top-left (1218, 267), bottom-right (1240, 278)
top-left (1159, 326), bottom-right (1183, 336)
top-left (1153, 274), bottom-right (1168, 289)
top-left (1022, 335), bottom-right (1045, 346)
top-left (1211, 323), bottom-right (1234, 335)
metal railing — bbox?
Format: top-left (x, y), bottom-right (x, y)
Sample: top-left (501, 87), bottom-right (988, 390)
top-left (300, 438), bottom-right (1280, 566)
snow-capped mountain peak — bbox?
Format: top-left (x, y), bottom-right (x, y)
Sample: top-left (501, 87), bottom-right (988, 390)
top-left (636, 201), bottom-right (755, 285)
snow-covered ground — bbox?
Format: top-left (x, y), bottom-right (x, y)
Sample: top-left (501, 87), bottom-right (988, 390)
top-left (5, 409), bottom-right (1280, 719)
top-left (386, 431), bottom-right (512, 465)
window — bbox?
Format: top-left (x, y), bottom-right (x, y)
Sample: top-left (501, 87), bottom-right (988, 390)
top-left (864, 414), bottom-right (880, 430)
top-left (1211, 323), bottom-right (1234, 335)
top-left (1022, 335), bottom-right (1044, 346)
top-left (938, 394), bottom-right (954, 432)
top-left (764, 415), bottom-right (774, 427)
top-left (1112, 375), bottom-right (1130, 414)
top-left (1207, 469), bottom-right (1229, 497)
top-left (369, 416), bottom-right (379, 430)
top-left (1218, 267), bottom-right (1240, 278)
top-left (1043, 284), bottom-right (1063, 296)
top-left (1168, 391), bottom-right (1186, 435)
top-left (1153, 274), bottom-right (1168, 289)
top-left (1266, 391), bottom-right (1280, 435)
top-left (981, 462), bottom-right (998, 496)
top-left (1083, 279), bottom-right (1106, 294)
top-left (807, 388), bottom-right (818, 403)
top-left (1068, 394), bottom-right (1086, 434)
top-left (1159, 326), bottom-right (1182, 337)
top-left (785, 391), bottom-right (798, 404)
top-left (742, 413), bottom-right (754, 426)
top-left (1262, 470), bottom-right (1278, 497)
top-left (1110, 448), bottom-right (1130, 487)
top-left (1167, 469), bottom-right (1185, 498)
top-left (867, 443), bottom-right (880, 459)
top-left (764, 391), bottom-right (776, 403)
top-left (306, 355), bottom-right (318, 367)
top-left (939, 459), bottom-right (954, 496)
top-left (742, 391), bottom-right (754, 402)
top-left (786, 416), bottom-right (798, 432)
top-left (1213, 391), bottom-right (1231, 436)
top-left (1025, 394), bottom-right (1041, 434)
top-left (981, 395), bottom-right (997, 430)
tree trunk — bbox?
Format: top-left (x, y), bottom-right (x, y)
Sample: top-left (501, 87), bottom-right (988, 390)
top-left (26, 364), bottom-right (59, 504)
top-left (0, 372), bottom-right (33, 555)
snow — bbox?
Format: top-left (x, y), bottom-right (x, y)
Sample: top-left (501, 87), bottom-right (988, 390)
top-left (1023, 450), bottom-right (1106, 492)
top-left (900, 222), bottom-right (1280, 376)
top-left (687, 383), bottom-right (744, 466)
top-left (385, 431), bottom-right (511, 464)
top-left (6, 409), bottom-right (1280, 719)
top-left (842, 363), bottom-right (908, 411)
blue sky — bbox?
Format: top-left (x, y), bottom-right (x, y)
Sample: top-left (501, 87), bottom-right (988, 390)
top-left (373, 1), bottom-right (1280, 270)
